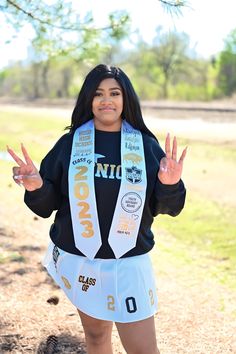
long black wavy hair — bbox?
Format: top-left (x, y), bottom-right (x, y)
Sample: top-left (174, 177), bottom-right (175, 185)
top-left (68, 64), bottom-right (157, 141)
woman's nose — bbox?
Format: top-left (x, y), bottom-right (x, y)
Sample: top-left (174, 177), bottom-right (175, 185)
top-left (100, 96), bottom-right (112, 103)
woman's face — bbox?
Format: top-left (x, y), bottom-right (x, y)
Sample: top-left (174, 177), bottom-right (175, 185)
top-left (92, 78), bottom-right (123, 131)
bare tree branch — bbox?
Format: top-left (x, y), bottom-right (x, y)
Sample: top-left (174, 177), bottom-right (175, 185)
top-left (159, 0), bottom-right (186, 7)
top-left (158, 0), bottom-right (188, 17)
top-left (1, 0), bottom-right (131, 59)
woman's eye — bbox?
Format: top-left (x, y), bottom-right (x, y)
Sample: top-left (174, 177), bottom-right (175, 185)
top-left (111, 91), bottom-right (120, 96)
top-left (94, 91), bottom-right (121, 97)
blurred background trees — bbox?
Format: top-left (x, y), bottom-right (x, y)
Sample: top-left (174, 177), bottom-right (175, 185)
top-left (217, 29), bottom-right (236, 97)
top-left (0, 0), bottom-right (236, 100)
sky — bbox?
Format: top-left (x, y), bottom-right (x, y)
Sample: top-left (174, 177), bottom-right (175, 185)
top-left (0, 0), bottom-right (236, 69)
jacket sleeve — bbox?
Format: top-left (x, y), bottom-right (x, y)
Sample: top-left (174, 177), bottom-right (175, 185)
top-left (24, 135), bottom-right (67, 218)
top-left (151, 178), bottom-right (186, 217)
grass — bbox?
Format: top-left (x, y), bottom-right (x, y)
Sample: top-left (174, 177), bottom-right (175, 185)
top-left (159, 194), bottom-right (236, 255)
top-left (158, 135), bottom-right (236, 163)
top-left (186, 138), bottom-right (236, 162)
top-left (0, 109), bottom-right (68, 161)
top-left (1, 106), bottom-right (236, 289)
top-left (154, 193), bottom-right (236, 289)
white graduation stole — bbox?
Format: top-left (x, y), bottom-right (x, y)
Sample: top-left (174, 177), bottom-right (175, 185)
top-left (68, 119), bottom-right (147, 259)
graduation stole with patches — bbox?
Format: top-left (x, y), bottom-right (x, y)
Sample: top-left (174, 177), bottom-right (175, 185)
top-left (68, 119), bottom-right (147, 259)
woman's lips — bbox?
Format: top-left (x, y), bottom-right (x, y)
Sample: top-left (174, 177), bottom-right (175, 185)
top-left (99, 107), bottom-right (115, 111)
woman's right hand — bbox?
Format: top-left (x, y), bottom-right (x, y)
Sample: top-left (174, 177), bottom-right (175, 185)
top-left (7, 143), bottom-right (43, 192)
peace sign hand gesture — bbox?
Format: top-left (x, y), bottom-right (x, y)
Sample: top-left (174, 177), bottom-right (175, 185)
top-left (158, 133), bottom-right (187, 185)
top-left (7, 144), bottom-right (43, 191)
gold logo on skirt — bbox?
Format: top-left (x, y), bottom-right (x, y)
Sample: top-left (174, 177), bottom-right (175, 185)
top-left (61, 276), bottom-right (71, 289)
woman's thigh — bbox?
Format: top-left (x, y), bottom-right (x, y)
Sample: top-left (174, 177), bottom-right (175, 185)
top-left (77, 309), bottom-right (113, 342)
top-left (115, 316), bottom-right (159, 354)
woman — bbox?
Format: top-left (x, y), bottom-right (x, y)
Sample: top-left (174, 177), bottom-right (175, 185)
top-left (8, 64), bottom-right (187, 354)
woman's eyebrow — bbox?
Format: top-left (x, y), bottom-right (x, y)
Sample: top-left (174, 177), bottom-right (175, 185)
top-left (96, 87), bottom-right (122, 91)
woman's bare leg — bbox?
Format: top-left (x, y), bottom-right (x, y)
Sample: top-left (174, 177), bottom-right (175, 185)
top-left (116, 316), bottom-right (160, 354)
top-left (78, 309), bottom-right (113, 354)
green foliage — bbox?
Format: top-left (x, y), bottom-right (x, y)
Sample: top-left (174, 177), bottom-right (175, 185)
top-left (1, 19), bottom-right (236, 101)
top-left (2, 2), bottom-right (236, 101)
top-left (151, 29), bottom-right (191, 98)
top-left (218, 28), bottom-right (236, 96)
top-left (122, 43), bottom-right (165, 99)
top-left (0, 1), bottom-right (131, 99)
top-left (0, 57), bottom-right (89, 99)
top-left (207, 60), bottom-right (221, 99)
top-left (107, 11), bottom-right (131, 40)
top-left (121, 33), bottom-right (215, 101)
top-left (0, 70), bottom-right (8, 82)
top-left (169, 82), bottom-right (205, 100)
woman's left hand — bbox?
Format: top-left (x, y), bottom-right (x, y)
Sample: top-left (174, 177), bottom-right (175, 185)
top-left (158, 133), bottom-right (187, 185)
